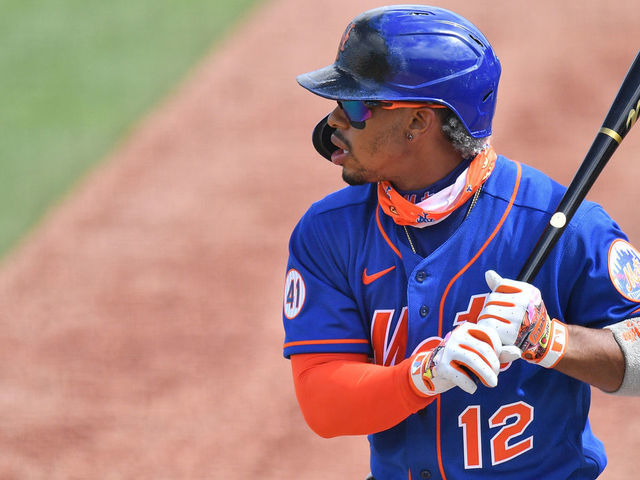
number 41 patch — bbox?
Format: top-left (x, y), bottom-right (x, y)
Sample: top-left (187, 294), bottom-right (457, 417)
top-left (284, 269), bottom-right (306, 319)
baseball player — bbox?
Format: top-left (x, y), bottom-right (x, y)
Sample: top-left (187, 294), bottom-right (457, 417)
top-left (282, 6), bottom-right (639, 479)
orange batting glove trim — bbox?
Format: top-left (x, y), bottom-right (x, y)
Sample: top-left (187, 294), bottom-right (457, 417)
top-left (495, 284), bottom-right (522, 294)
top-left (527, 319), bottom-right (569, 368)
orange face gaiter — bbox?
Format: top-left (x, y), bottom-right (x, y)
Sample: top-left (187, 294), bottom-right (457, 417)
top-left (378, 146), bottom-right (496, 227)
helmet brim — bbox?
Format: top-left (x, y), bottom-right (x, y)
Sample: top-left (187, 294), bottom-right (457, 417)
top-left (297, 65), bottom-right (386, 101)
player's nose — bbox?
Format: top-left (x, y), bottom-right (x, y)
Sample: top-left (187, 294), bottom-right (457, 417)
top-left (328, 104), bottom-right (349, 130)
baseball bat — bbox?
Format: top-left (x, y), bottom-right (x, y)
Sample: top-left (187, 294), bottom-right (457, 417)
top-left (517, 49), bottom-right (640, 283)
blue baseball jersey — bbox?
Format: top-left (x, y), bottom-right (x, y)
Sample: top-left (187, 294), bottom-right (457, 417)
top-left (282, 155), bottom-right (640, 480)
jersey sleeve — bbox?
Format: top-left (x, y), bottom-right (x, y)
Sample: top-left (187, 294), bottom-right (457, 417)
top-left (282, 206), bottom-right (371, 358)
top-left (557, 202), bottom-right (640, 328)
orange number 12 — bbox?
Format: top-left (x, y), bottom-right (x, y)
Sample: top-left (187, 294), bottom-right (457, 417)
top-left (458, 401), bottom-right (534, 469)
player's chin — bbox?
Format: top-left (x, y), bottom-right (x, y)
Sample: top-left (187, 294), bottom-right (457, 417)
top-left (341, 164), bottom-right (375, 186)
top-left (341, 169), bottom-right (370, 186)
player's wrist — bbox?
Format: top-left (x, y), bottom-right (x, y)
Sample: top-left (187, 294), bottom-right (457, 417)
top-left (521, 318), bottom-right (569, 368)
top-left (409, 351), bottom-right (439, 397)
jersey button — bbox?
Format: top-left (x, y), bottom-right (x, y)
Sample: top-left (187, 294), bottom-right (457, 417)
top-left (420, 470), bottom-right (432, 479)
top-left (419, 305), bottom-right (429, 317)
top-left (415, 271), bottom-right (427, 283)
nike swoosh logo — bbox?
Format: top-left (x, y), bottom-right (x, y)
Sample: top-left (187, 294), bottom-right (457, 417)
top-left (362, 266), bottom-right (396, 285)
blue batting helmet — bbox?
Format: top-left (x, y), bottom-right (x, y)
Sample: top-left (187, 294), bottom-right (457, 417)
top-left (297, 5), bottom-right (501, 138)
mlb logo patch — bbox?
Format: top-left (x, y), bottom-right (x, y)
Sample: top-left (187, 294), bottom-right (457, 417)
top-left (608, 239), bottom-right (640, 302)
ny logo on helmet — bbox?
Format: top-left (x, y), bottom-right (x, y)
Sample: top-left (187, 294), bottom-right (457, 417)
top-left (337, 23), bottom-right (355, 56)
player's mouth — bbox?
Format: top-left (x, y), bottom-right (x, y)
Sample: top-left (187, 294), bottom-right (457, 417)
top-left (331, 133), bottom-right (351, 165)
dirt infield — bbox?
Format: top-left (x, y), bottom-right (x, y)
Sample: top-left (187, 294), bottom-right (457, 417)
top-left (0, 1), bottom-right (638, 478)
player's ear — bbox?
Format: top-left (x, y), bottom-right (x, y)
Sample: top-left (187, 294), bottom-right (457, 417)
top-left (407, 107), bottom-right (439, 140)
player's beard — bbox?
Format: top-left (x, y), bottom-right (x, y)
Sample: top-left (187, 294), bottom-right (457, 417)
top-left (341, 168), bottom-right (368, 186)
top-left (338, 125), bottom-right (395, 186)
top-left (340, 154), bottom-right (382, 186)
top-left (339, 153), bottom-right (372, 186)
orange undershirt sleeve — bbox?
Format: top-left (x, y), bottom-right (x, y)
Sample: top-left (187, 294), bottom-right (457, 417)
top-left (290, 352), bottom-right (435, 438)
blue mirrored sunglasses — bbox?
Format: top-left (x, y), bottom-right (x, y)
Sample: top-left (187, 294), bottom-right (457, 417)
top-left (337, 100), bottom-right (446, 129)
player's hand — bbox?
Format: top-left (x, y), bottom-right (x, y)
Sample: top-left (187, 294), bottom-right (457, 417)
top-left (410, 322), bottom-right (501, 396)
top-left (477, 270), bottom-right (568, 368)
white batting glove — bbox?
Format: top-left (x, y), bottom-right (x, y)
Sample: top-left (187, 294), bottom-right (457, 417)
top-left (410, 322), bottom-right (502, 396)
top-left (477, 270), bottom-right (568, 368)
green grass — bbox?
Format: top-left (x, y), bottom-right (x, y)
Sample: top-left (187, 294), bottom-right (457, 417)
top-left (0, 0), bottom-right (260, 255)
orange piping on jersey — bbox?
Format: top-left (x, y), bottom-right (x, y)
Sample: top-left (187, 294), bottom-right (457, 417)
top-left (437, 161), bottom-right (522, 336)
top-left (376, 205), bottom-right (403, 259)
top-left (632, 306), bottom-right (640, 315)
top-left (435, 161), bottom-right (522, 480)
top-left (284, 338), bottom-right (369, 349)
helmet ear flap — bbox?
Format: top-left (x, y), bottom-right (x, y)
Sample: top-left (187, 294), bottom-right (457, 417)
top-left (312, 114), bottom-right (338, 161)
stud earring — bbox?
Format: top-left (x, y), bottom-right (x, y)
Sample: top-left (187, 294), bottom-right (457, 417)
top-left (407, 133), bottom-right (414, 141)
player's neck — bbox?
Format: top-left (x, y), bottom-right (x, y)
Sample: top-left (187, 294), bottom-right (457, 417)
top-left (391, 145), bottom-right (464, 191)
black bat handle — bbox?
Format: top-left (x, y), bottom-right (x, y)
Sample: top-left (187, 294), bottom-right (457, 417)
top-left (518, 49), bottom-right (640, 283)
